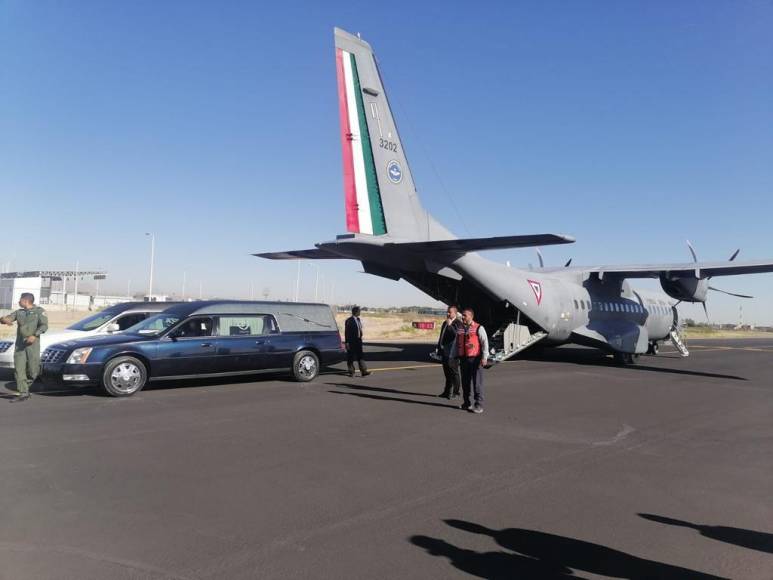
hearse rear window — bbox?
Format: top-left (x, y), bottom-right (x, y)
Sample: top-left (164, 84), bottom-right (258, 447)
top-left (216, 315), bottom-right (278, 337)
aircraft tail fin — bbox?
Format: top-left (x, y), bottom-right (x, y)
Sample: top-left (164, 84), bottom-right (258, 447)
top-left (335, 28), bottom-right (439, 241)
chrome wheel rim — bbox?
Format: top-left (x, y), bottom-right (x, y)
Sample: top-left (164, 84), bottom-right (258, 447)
top-left (298, 355), bottom-right (317, 379)
top-left (110, 362), bottom-right (142, 394)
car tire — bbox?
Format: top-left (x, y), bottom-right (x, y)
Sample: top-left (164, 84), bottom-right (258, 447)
top-left (292, 350), bottom-right (319, 382)
top-left (101, 356), bottom-right (148, 397)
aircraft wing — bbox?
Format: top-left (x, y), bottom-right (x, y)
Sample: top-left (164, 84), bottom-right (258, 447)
top-left (385, 233), bottom-right (575, 253)
top-left (582, 259), bottom-right (773, 279)
top-left (254, 248), bottom-right (342, 260)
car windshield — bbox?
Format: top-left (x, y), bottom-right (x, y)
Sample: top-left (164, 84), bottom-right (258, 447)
top-left (67, 310), bottom-right (120, 331)
top-left (127, 314), bottom-right (181, 336)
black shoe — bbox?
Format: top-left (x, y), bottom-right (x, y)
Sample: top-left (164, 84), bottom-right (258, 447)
top-left (361, 371), bottom-right (371, 377)
top-left (460, 403), bottom-right (471, 411)
top-left (438, 392), bottom-right (451, 399)
top-left (347, 370), bottom-right (355, 377)
top-left (10, 394), bottom-right (30, 403)
top-left (472, 404), bottom-right (483, 414)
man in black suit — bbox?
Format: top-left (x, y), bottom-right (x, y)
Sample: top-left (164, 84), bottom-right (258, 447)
top-left (436, 305), bottom-right (462, 399)
top-left (344, 306), bottom-right (370, 377)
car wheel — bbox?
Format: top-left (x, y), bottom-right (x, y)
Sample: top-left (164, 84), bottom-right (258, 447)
top-left (649, 342), bottom-right (659, 355)
top-left (292, 350), bottom-right (319, 382)
top-left (101, 356), bottom-right (147, 397)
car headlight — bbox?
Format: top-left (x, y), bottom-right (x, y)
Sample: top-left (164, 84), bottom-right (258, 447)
top-left (66, 347), bottom-right (93, 364)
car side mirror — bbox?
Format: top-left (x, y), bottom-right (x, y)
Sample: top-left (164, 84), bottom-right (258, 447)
top-left (105, 323), bottom-right (120, 333)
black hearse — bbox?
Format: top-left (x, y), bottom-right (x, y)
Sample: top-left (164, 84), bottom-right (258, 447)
top-left (41, 301), bottom-right (345, 396)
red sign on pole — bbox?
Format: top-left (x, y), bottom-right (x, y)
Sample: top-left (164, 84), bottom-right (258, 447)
top-left (412, 321), bottom-right (435, 330)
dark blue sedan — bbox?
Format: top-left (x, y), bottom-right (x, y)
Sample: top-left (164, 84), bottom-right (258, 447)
top-left (41, 301), bottom-right (345, 396)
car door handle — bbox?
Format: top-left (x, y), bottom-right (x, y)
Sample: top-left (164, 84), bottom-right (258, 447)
top-left (255, 340), bottom-right (265, 345)
top-left (200, 343), bottom-right (213, 348)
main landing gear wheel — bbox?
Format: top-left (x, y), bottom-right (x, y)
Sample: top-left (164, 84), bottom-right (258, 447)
top-left (101, 356), bottom-right (147, 397)
top-left (647, 342), bottom-right (660, 355)
top-left (292, 350), bottom-right (319, 382)
top-left (613, 352), bottom-right (639, 365)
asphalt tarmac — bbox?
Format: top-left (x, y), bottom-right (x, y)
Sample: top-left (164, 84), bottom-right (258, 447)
top-left (1, 339), bottom-right (772, 579)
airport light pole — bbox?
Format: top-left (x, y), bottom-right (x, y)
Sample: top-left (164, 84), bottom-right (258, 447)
top-left (308, 263), bottom-right (320, 302)
top-left (73, 261), bottom-right (79, 313)
top-left (294, 261), bottom-right (301, 302)
top-left (145, 233), bottom-right (155, 300)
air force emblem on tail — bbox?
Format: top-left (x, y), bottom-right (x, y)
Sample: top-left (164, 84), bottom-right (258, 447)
top-left (528, 280), bottom-right (543, 305)
top-left (387, 160), bottom-right (402, 184)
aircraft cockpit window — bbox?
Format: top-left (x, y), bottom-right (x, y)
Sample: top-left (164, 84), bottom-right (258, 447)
top-left (580, 301), bottom-right (585, 310)
top-left (573, 300), bottom-right (579, 309)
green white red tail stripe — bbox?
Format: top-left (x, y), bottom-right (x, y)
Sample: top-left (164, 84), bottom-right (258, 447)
top-left (336, 48), bottom-right (387, 235)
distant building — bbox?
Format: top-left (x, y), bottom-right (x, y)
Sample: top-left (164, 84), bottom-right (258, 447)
top-left (0, 269), bottom-right (125, 310)
top-left (143, 294), bottom-right (173, 302)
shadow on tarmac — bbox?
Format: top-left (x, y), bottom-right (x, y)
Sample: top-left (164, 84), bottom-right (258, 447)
top-left (328, 389), bottom-right (457, 410)
top-left (327, 381), bottom-right (439, 399)
top-left (410, 519), bottom-right (727, 580)
top-left (363, 342), bottom-right (436, 363)
top-left (523, 347), bottom-right (747, 381)
top-left (18, 367), bottom-right (354, 397)
top-left (640, 513), bottom-right (773, 554)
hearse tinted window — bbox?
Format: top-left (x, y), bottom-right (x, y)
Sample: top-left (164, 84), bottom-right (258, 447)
top-left (174, 317), bottom-right (214, 338)
top-left (216, 315), bottom-right (278, 337)
top-left (116, 312), bottom-right (147, 330)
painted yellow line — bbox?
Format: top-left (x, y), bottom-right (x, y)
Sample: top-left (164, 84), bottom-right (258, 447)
top-left (369, 364), bottom-right (438, 372)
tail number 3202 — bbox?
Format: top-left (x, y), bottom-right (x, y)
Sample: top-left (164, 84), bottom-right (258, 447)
top-left (379, 138), bottom-right (398, 153)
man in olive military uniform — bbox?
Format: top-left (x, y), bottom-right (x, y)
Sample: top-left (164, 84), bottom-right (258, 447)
top-left (1, 292), bottom-right (48, 402)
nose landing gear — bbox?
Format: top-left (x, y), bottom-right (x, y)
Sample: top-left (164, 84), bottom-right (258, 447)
top-left (613, 352), bottom-right (640, 365)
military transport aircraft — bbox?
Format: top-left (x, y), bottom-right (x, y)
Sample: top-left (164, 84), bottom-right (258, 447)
top-left (257, 28), bottom-right (773, 364)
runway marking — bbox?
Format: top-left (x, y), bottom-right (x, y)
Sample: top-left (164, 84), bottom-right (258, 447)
top-left (593, 424), bottom-right (636, 446)
top-left (369, 364), bottom-right (438, 372)
top-left (665, 345), bottom-right (773, 354)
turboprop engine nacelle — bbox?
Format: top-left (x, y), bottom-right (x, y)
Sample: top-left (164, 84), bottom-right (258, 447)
top-left (659, 274), bottom-right (708, 302)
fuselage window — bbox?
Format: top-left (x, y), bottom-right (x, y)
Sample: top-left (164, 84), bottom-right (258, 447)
top-left (580, 301), bottom-right (585, 310)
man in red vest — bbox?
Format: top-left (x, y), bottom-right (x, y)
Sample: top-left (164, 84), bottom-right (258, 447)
top-left (456, 308), bottom-right (489, 414)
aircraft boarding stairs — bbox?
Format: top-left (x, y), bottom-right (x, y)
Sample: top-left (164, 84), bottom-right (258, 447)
top-left (489, 321), bottom-right (548, 363)
top-left (669, 321), bottom-right (690, 357)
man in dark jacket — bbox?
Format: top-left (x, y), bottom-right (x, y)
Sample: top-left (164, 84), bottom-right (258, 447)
top-left (344, 306), bottom-right (370, 377)
top-left (437, 305), bottom-right (462, 399)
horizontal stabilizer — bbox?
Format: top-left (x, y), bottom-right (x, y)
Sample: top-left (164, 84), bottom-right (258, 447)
top-left (253, 248), bottom-right (341, 260)
top-left (385, 234), bottom-right (575, 253)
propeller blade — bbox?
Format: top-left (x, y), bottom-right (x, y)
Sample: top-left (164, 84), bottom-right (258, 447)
top-left (702, 301), bottom-right (709, 322)
top-left (729, 249), bottom-right (740, 261)
top-left (564, 258), bottom-right (572, 267)
top-left (708, 286), bottom-right (754, 299)
top-left (536, 248), bottom-right (544, 268)
top-left (687, 240), bottom-right (698, 263)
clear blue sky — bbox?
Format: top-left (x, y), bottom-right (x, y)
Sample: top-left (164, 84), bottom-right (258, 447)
top-left (1, 1), bottom-right (771, 323)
